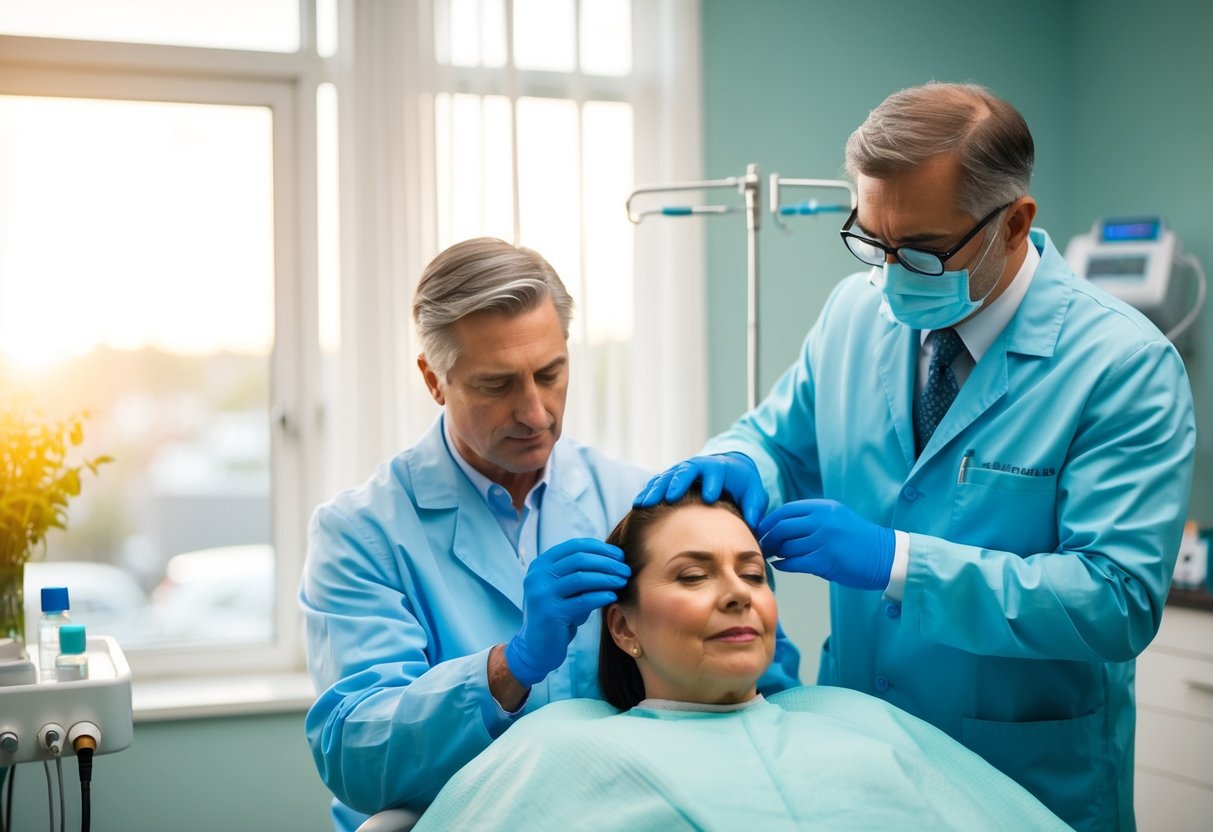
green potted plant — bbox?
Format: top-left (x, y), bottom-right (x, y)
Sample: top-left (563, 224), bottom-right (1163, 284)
top-left (0, 399), bottom-right (111, 644)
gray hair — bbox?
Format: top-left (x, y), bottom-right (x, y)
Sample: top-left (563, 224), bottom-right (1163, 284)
top-left (844, 82), bottom-right (1034, 218)
top-left (412, 237), bottom-right (574, 378)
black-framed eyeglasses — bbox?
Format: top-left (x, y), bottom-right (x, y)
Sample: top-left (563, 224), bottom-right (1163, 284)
top-left (839, 202), bottom-right (1011, 276)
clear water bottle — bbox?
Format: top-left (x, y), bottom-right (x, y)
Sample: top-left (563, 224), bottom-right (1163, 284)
top-left (55, 624), bottom-right (89, 682)
top-left (38, 586), bottom-right (71, 682)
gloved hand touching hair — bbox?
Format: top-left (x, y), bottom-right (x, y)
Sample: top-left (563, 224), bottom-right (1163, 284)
top-left (633, 452), bottom-right (769, 529)
top-left (504, 537), bottom-right (630, 687)
top-left (757, 499), bottom-right (895, 591)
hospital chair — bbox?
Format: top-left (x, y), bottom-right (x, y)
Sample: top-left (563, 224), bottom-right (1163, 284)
top-left (355, 808), bottom-right (421, 832)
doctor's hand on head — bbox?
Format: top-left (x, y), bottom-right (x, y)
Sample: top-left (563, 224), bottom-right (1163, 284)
top-left (757, 499), bottom-right (895, 591)
top-left (504, 537), bottom-right (630, 687)
top-left (633, 453), bottom-right (769, 529)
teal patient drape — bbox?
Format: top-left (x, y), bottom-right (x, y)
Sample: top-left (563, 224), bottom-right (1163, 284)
top-left (415, 685), bottom-right (1067, 831)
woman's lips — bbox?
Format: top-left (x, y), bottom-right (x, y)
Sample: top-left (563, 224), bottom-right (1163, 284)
top-left (708, 627), bottom-right (760, 642)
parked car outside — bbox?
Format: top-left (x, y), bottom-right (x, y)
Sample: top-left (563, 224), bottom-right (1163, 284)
top-left (24, 560), bottom-right (158, 650)
top-left (151, 543), bottom-right (274, 644)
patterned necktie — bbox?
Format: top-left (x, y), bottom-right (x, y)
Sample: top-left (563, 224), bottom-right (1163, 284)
top-left (914, 328), bottom-right (966, 455)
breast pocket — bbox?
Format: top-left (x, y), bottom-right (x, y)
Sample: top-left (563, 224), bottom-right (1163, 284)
top-left (963, 466), bottom-right (1057, 494)
top-left (951, 468), bottom-right (1058, 554)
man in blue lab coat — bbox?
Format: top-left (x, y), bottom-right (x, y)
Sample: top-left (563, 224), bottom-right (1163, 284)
top-left (637, 82), bottom-right (1196, 830)
top-left (301, 237), bottom-right (800, 832)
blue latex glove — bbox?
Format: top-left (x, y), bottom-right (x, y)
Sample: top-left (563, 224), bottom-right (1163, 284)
top-left (756, 499), bottom-right (895, 591)
top-left (632, 453), bottom-right (768, 529)
top-left (504, 538), bottom-right (630, 687)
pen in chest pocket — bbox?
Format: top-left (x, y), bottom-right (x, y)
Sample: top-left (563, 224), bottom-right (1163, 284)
top-left (957, 449), bottom-right (974, 484)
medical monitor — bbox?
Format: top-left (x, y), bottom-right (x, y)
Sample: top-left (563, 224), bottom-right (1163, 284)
top-left (1064, 215), bottom-right (1191, 339)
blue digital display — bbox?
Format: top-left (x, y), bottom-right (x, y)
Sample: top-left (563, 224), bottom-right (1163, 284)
top-left (1101, 217), bottom-right (1162, 242)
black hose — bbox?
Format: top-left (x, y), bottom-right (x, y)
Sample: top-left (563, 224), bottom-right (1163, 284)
top-left (76, 748), bottom-right (92, 832)
top-left (3, 763), bottom-right (14, 832)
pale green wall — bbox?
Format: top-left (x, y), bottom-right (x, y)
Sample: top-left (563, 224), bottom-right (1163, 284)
top-left (702, 0), bottom-right (1210, 679)
top-left (5, 712), bottom-right (333, 832)
top-left (1071, 0), bottom-right (1213, 524)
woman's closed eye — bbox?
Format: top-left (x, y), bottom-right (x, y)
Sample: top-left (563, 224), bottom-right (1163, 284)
top-left (675, 568), bottom-right (765, 586)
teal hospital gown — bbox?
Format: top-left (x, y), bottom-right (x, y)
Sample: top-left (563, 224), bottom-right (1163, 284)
top-left (415, 685), bottom-right (1068, 831)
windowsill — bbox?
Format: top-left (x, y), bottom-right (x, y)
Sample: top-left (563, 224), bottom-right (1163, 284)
top-left (132, 671), bottom-right (316, 722)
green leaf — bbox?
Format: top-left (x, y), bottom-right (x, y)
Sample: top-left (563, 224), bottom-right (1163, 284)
top-left (0, 399), bottom-right (110, 567)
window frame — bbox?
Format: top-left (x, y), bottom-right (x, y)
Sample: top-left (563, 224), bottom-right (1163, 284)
top-left (0, 30), bottom-right (324, 678)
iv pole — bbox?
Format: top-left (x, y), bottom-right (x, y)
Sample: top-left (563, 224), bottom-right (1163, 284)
top-left (626, 165), bottom-right (855, 410)
top-left (627, 163), bottom-right (762, 409)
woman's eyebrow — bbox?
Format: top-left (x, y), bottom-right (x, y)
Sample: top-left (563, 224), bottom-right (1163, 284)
top-left (667, 549), bottom-right (763, 564)
top-left (668, 551), bottom-right (714, 564)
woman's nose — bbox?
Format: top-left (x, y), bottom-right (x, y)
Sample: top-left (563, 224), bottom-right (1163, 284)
top-left (719, 576), bottom-right (752, 609)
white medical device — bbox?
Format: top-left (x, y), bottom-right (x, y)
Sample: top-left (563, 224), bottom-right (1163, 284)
top-left (0, 635), bottom-right (133, 830)
top-left (0, 635), bottom-right (133, 764)
top-left (1064, 217), bottom-right (1206, 348)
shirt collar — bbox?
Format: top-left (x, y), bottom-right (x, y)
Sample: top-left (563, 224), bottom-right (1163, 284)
top-left (920, 237), bottom-right (1041, 363)
top-left (442, 413), bottom-right (551, 510)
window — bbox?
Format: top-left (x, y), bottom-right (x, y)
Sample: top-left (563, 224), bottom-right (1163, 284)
top-left (0, 0), bottom-right (703, 682)
top-left (0, 10), bottom-right (321, 678)
top-left (2, 94), bottom-right (277, 658)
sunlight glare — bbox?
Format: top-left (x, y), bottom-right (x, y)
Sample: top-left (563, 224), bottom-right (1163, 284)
top-left (0, 96), bottom-right (274, 371)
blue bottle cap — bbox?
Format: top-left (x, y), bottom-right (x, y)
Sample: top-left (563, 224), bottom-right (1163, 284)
top-left (41, 586), bottom-right (70, 613)
top-left (58, 624), bottom-right (86, 655)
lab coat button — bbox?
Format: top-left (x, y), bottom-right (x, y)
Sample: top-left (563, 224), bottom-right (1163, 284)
top-left (885, 603), bottom-right (900, 619)
top-left (874, 675), bottom-right (890, 693)
top-left (901, 485), bottom-right (918, 501)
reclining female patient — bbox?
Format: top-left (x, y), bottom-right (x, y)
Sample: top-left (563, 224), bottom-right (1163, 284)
top-left (416, 491), bottom-right (1065, 831)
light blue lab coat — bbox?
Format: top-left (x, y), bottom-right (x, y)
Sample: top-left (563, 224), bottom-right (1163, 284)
top-left (704, 230), bottom-right (1196, 831)
top-left (301, 417), bottom-right (804, 831)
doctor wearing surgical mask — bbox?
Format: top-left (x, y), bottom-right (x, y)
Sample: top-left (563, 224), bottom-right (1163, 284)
top-left (637, 82), bottom-right (1196, 831)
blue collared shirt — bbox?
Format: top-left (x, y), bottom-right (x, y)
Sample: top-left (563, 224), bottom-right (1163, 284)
top-left (443, 416), bottom-right (550, 569)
